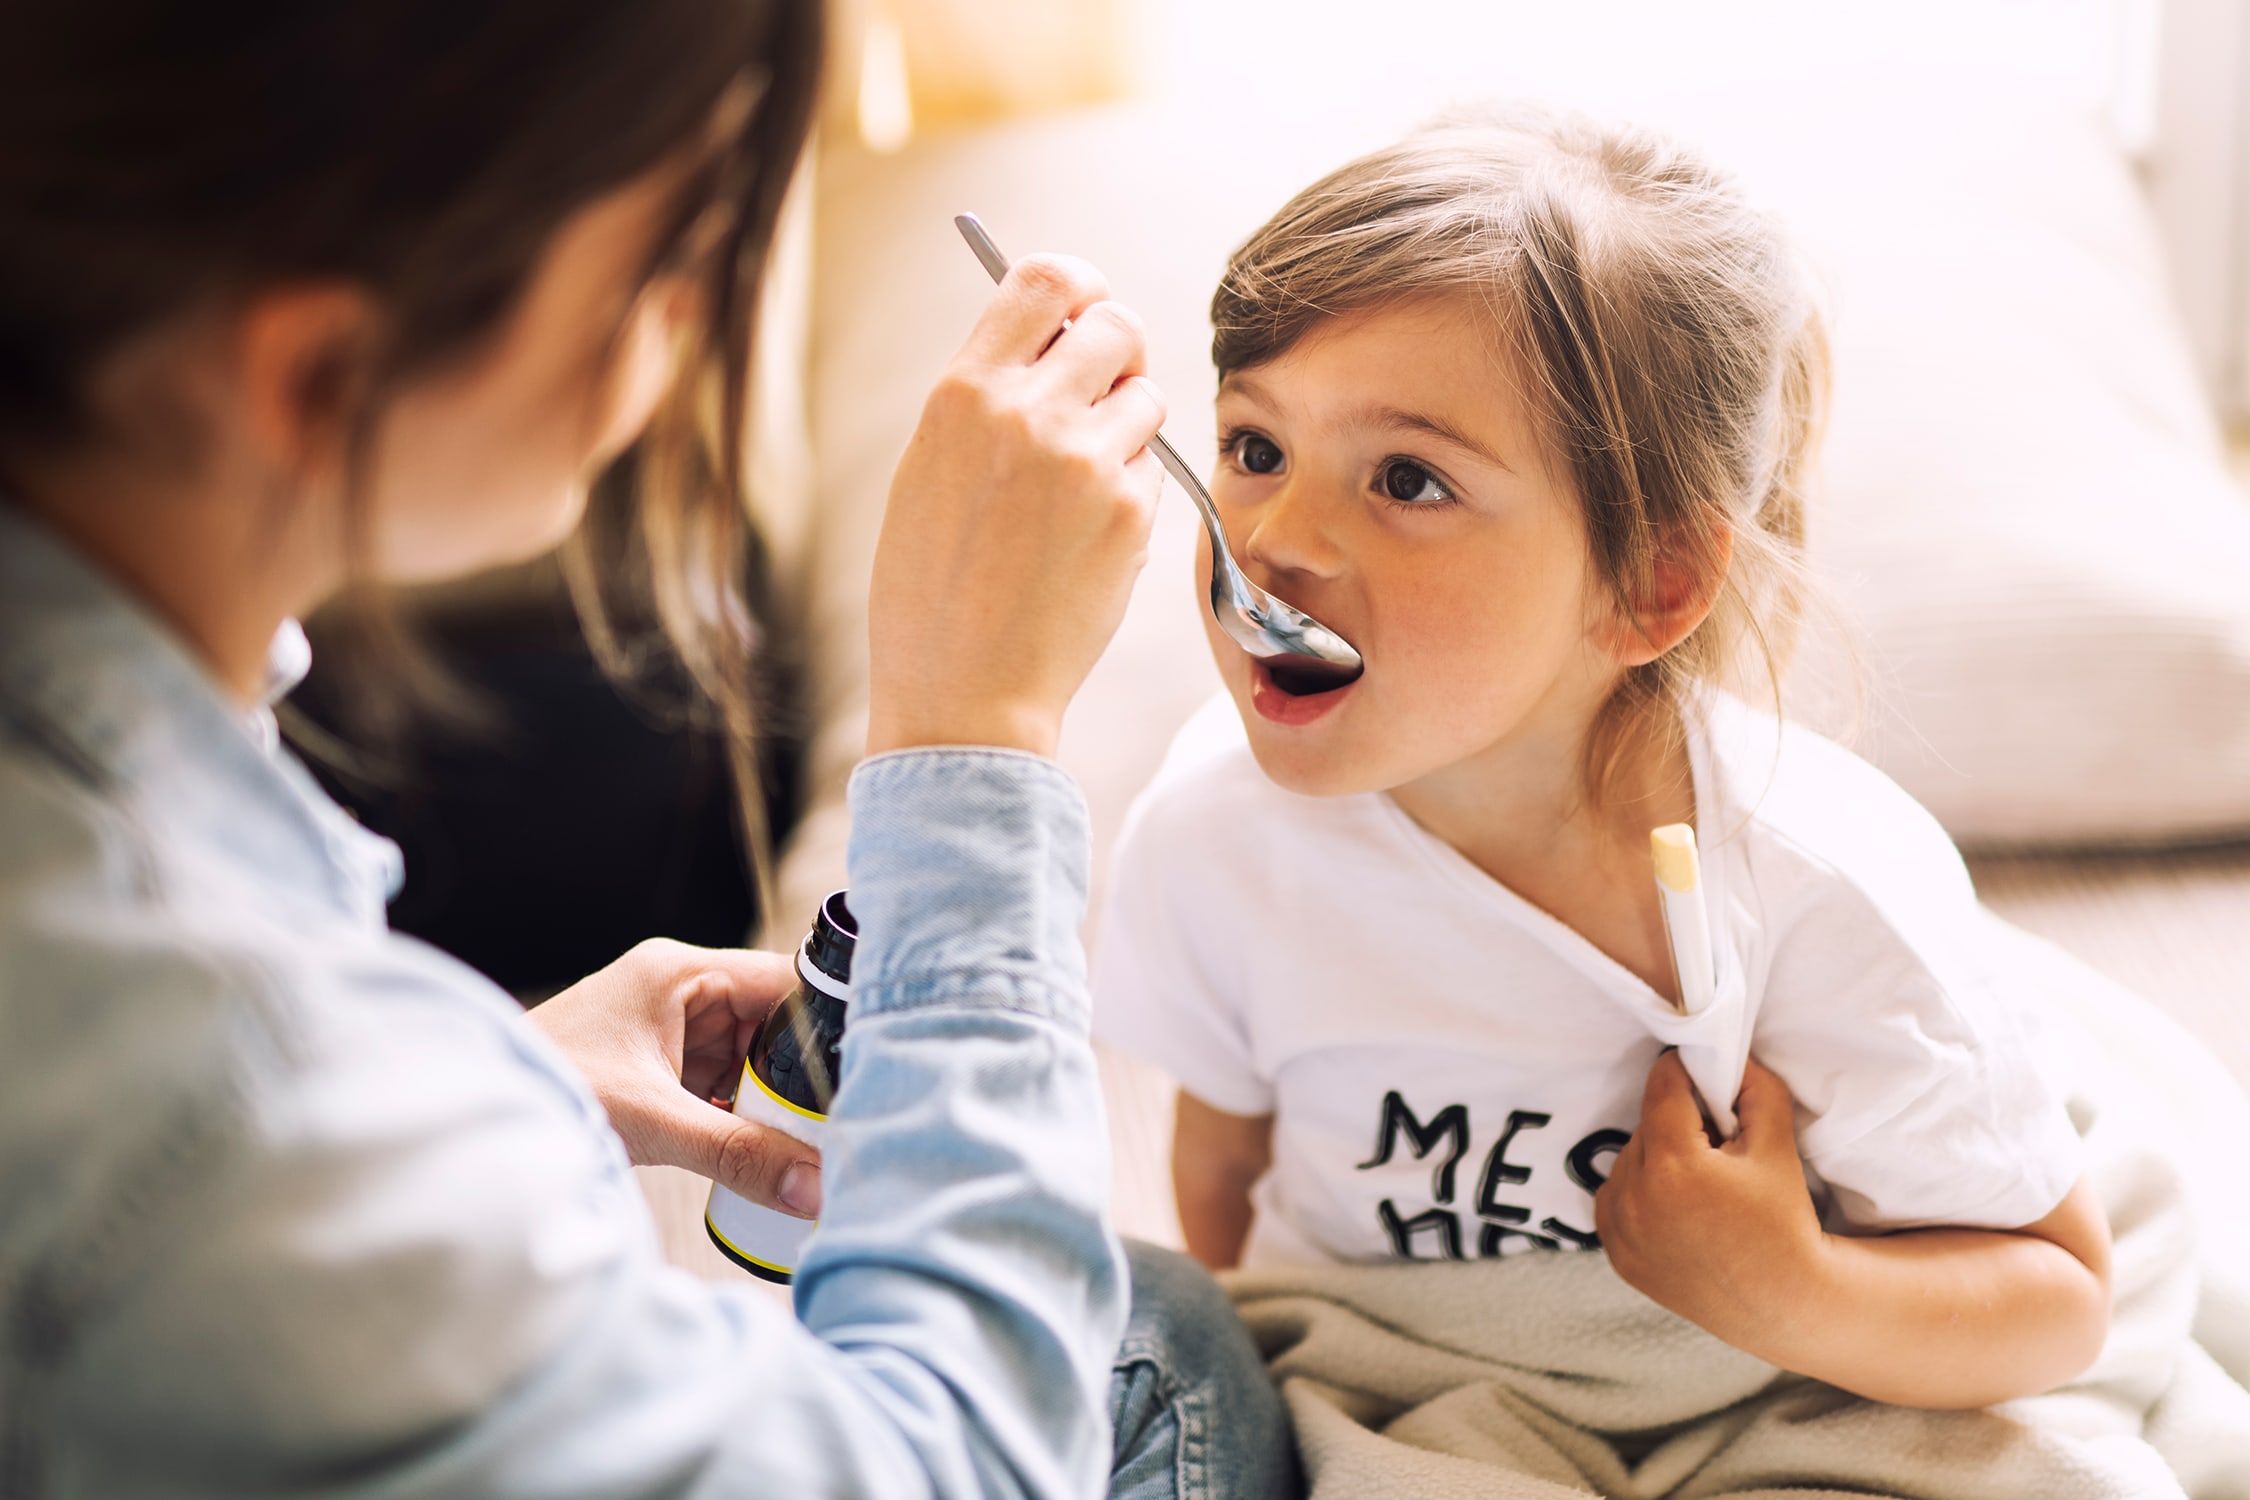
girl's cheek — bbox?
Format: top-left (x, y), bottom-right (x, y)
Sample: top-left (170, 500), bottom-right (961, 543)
top-left (1406, 555), bottom-right (1546, 679)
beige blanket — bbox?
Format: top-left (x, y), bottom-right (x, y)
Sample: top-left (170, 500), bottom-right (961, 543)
top-left (1226, 1055), bottom-right (2250, 1498)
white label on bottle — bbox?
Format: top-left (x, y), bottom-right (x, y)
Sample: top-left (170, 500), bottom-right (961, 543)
top-left (704, 1060), bottom-right (825, 1277)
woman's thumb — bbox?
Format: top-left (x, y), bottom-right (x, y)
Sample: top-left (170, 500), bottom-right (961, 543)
top-left (648, 1089), bottom-right (823, 1218)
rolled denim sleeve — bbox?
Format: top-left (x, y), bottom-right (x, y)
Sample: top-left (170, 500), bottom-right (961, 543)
top-left (845, 749), bottom-right (1094, 1012)
top-left (17, 747), bottom-right (1124, 1500)
top-left (795, 747), bottom-right (1127, 1498)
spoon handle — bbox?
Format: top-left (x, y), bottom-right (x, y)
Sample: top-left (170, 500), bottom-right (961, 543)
top-left (952, 213), bottom-right (1240, 579)
top-left (1146, 433), bottom-right (1238, 572)
top-left (953, 210), bottom-right (1014, 284)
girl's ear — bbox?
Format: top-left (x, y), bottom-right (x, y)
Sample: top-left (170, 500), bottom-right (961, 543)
top-left (1594, 525), bottom-right (1733, 668)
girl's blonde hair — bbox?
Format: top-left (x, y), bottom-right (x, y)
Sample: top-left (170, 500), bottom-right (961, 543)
top-left (1213, 108), bottom-right (1829, 811)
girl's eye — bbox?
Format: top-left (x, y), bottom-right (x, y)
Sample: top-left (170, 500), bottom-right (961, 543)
top-left (1377, 458), bottom-right (1454, 507)
top-left (1228, 432), bottom-right (1285, 475)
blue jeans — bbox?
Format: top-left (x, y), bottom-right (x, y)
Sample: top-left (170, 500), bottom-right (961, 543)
top-left (1111, 1242), bottom-right (1301, 1500)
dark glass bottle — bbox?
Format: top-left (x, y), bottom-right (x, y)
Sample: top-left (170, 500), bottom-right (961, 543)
top-left (704, 891), bottom-right (855, 1283)
top-left (744, 894), bottom-right (853, 1115)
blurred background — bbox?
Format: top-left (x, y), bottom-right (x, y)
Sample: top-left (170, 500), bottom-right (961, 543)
top-left (292, 2), bottom-right (2250, 1148)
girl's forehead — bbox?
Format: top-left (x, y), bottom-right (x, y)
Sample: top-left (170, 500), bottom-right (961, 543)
top-left (1224, 295), bottom-right (1519, 389)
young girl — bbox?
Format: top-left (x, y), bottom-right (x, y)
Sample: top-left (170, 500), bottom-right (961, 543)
top-left (1094, 110), bottom-right (2113, 1412)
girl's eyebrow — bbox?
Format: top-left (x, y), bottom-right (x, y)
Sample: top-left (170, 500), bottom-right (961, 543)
top-left (1218, 372), bottom-right (1514, 473)
top-left (1354, 403), bottom-right (1514, 473)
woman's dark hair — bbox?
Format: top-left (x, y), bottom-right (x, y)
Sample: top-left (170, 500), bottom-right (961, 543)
top-left (0, 0), bottom-right (824, 895)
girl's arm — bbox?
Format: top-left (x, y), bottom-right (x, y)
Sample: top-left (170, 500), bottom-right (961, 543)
top-left (1173, 1089), bottom-right (1274, 1271)
top-left (1599, 1054), bottom-right (2112, 1410)
top-left (1780, 1180), bottom-right (2110, 1407)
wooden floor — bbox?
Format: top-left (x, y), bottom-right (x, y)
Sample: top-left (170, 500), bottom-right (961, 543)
top-left (641, 844), bottom-right (2250, 1282)
top-left (1969, 843), bottom-right (2250, 1091)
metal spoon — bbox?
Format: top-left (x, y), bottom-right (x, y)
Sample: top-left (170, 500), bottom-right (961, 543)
top-left (953, 213), bottom-right (1365, 688)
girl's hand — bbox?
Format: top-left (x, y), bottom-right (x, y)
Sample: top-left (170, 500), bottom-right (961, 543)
top-left (866, 254), bottom-right (1167, 758)
top-left (532, 940), bottom-right (824, 1219)
top-left (1595, 1053), bottom-right (1825, 1343)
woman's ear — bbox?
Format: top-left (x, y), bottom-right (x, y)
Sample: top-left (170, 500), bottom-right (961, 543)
top-left (233, 284), bottom-right (382, 481)
top-left (1594, 525), bottom-right (1733, 668)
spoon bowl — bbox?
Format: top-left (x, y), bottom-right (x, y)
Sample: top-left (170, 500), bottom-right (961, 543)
top-left (953, 213), bottom-right (1365, 686)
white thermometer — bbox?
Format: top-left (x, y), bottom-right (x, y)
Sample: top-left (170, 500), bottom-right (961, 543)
top-left (1650, 823), bottom-right (1742, 1137)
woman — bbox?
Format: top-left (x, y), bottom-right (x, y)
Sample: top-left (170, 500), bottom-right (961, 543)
top-left (0, 3), bottom-right (1295, 1496)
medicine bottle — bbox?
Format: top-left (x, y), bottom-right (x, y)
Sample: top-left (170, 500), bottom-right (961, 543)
top-left (704, 890), bottom-right (854, 1283)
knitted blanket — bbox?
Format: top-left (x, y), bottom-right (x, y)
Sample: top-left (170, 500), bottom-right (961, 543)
top-left (1226, 936), bottom-right (2250, 1498)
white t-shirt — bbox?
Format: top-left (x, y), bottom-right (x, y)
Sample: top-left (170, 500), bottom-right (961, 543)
top-left (1092, 695), bottom-right (2083, 1269)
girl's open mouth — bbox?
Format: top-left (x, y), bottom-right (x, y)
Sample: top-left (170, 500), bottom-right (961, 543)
top-left (1251, 655), bottom-right (1361, 726)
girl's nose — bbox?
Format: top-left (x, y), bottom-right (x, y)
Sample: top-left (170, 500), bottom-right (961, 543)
top-left (1237, 475), bottom-right (1346, 587)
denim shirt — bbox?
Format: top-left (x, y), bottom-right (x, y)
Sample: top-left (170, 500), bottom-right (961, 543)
top-left (0, 507), bottom-right (1126, 1498)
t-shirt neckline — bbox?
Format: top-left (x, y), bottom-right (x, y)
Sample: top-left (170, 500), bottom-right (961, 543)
top-left (1365, 700), bottom-right (1730, 1030)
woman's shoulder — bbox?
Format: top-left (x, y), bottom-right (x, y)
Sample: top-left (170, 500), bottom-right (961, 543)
top-left (1, 734), bottom-right (313, 1028)
top-left (1, 728), bottom-right (138, 898)
top-left (0, 746), bottom-right (643, 1469)
top-left (0, 731), bottom-right (609, 1268)
top-left (0, 730), bottom-right (534, 1144)
top-left (0, 742), bottom-right (248, 1029)
top-left (0, 742), bottom-right (297, 1273)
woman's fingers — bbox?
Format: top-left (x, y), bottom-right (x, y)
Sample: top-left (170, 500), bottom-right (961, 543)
top-left (628, 1083), bottom-right (822, 1218)
top-left (657, 944), bottom-right (797, 1029)
top-left (1091, 373), bottom-right (1168, 463)
top-left (1041, 299), bottom-right (1149, 404)
top-left (867, 254), bottom-right (1167, 758)
top-left (959, 252), bottom-right (1109, 365)
top-left (530, 939), bottom-right (822, 1218)
top-left (1121, 444), bottom-right (1164, 508)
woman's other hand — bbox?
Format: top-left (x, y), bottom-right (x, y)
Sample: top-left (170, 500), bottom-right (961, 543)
top-left (533, 939), bottom-right (823, 1218)
top-left (867, 253), bottom-right (1168, 757)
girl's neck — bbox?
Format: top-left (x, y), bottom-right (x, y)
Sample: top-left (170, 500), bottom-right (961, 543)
top-left (1387, 696), bottom-right (1695, 896)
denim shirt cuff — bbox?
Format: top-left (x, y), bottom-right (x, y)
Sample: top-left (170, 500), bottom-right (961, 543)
top-left (845, 748), bottom-right (1092, 1027)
